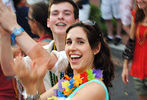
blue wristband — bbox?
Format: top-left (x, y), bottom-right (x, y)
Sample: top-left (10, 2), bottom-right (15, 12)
top-left (10, 27), bottom-right (24, 45)
top-left (11, 33), bottom-right (16, 45)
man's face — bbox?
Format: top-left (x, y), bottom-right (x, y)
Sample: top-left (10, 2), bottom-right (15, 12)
top-left (47, 2), bottom-right (78, 36)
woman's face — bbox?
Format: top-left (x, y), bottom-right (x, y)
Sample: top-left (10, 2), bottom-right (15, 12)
top-left (27, 8), bottom-right (36, 34)
top-left (136, 0), bottom-right (147, 9)
top-left (65, 26), bottom-right (95, 74)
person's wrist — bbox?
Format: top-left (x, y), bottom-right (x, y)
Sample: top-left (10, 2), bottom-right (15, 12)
top-left (10, 25), bottom-right (21, 34)
top-left (25, 87), bottom-right (38, 95)
top-left (23, 89), bottom-right (40, 100)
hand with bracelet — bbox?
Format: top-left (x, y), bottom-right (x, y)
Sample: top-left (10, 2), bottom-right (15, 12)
top-left (0, 0), bottom-right (57, 76)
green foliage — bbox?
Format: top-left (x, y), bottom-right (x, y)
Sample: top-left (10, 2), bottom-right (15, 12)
top-left (89, 4), bottom-right (107, 36)
top-left (89, 4), bottom-right (125, 36)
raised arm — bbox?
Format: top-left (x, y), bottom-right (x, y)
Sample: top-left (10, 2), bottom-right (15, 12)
top-left (0, 27), bottom-right (14, 76)
top-left (0, 0), bottom-right (57, 72)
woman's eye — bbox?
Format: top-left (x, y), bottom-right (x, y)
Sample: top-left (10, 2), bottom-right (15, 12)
top-left (66, 40), bottom-right (72, 45)
top-left (78, 41), bottom-right (84, 44)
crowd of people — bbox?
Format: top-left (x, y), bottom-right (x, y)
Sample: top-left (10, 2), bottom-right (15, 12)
top-left (0, 0), bottom-right (146, 100)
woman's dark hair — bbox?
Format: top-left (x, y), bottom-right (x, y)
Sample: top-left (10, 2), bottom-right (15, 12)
top-left (135, 6), bottom-right (145, 23)
top-left (65, 21), bottom-right (115, 92)
top-left (48, 0), bottom-right (79, 19)
top-left (30, 2), bottom-right (52, 38)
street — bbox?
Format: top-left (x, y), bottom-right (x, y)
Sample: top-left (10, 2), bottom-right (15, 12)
top-left (111, 66), bottom-right (137, 100)
top-left (110, 44), bottom-right (138, 100)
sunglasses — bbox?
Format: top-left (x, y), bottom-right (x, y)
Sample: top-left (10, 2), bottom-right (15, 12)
top-left (80, 20), bottom-right (96, 26)
top-left (79, 20), bottom-right (102, 38)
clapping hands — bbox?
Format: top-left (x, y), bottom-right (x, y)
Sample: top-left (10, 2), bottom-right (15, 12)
top-left (12, 55), bottom-right (48, 94)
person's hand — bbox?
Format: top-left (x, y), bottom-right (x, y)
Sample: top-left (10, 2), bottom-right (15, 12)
top-left (12, 55), bottom-right (48, 94)
top-left (0, 0), bottom-right (19, 33)
top-left (122, 60), bottom-right (129, 85)
top-left (12, 46), bottom-right (25, 58)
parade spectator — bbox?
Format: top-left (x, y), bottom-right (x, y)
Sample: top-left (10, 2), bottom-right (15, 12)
top-left (122, 0), bottom-right (147, 100)
top-left (74, 0), bottom-right (90, 21)
top-left (13, 0), bottom-right (39, 38)
top-left (12, 21), bottom-right (114, 100)
top-left (0, 0), bottom-right (79, 92)
top-left (26, 2), bottom-right (53, 45)
top-left (0, 34), bottom-right (18, 100)
top-left (120, 0), bottom-right (134, 35)
top-left (101, 0), bottom-right (122, 45)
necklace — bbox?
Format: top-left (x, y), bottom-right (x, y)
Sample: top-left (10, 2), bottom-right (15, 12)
top-left (48, 68), bottom-right (103, 99)
top-left (136, 23), bottom-right (147, 45)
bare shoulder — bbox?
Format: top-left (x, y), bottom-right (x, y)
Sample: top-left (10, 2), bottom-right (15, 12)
top-left (72, 80), bottom-right (106, 100)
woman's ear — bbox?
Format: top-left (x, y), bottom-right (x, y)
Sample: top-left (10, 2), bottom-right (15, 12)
top-left (93, 43), bottom-right (101, 55)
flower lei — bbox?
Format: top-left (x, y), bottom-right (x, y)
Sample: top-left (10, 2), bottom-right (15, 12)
top-left (48, 68), bottom-right (103, 100)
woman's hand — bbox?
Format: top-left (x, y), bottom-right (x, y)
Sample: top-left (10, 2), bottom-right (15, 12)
top-left (121, 60), bottom-right (129, 85)
top-left (12, 55), bottom-right (48, 94)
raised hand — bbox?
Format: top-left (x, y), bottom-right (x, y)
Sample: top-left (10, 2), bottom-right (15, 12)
top-left (0, 0), bottom-right (19, 33)
top-left (12, 55), bottom-right (48, 94)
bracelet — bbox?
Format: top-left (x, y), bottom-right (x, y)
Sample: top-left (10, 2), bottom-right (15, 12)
top-left (10, 27), bottom-right (24, 45)
top-left (23, 90), bottom-right (40, 100)
top-left (122, 38), bottom-right (135, 60)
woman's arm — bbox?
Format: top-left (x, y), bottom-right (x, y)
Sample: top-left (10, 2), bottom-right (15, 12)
top-left (122, 59), bottom-right (129, 84)
top-left (40, 84), bottom-right (58, 100)
top-left (129, 16), bottom-right (136, 39)
top-left (71, 81), bottom-right (106, 100)
top-left (122, 17), bottom-right (136, 84)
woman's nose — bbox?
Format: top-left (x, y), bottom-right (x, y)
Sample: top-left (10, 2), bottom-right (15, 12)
top-left (69, 42), bottom-right (76, 50)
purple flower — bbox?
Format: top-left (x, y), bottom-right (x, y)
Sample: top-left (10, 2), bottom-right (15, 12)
top-left (53, 89), bottom-right (58, 96)
top-left (58, 79), bottom-right (66, 91)
top-left (93, 69), bottom-right (103, 78)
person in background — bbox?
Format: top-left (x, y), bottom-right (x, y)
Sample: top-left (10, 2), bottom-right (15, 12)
top-left (27, 2), bottom-right (53, 46)
top-left (101, 0), bottom-right (122, 45)
top-left (0, 30), bottom-right (18, 100)
top-left (0, 0), bottom-right (79, 94)
top-left (13, 0), bottom-right (39, 38)
top-left (122, 0), bottom-right (147, 100)
top-left (74, 0), bottom-right (90, 21)
top-left (12, 21), bottom-right (114, 100)
top-left (26, 0), bottom-right (49, 5)
top-left (120, 0), bottom-right (134, 35)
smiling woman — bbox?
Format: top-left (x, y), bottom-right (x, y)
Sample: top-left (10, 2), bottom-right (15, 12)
top-left (11, 20), bottom-right (114, 100)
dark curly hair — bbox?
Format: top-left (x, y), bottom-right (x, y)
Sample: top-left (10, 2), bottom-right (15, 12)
top-left (65, 21), bottom-right (115, 95)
